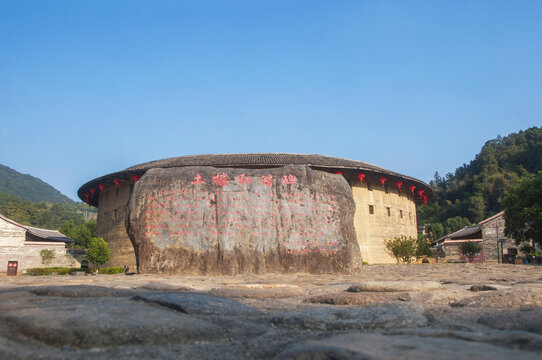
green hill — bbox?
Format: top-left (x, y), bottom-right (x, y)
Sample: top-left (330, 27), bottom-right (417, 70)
top-left (419, 126), bottom-right (542, 240)
top-left (0, 164), bottom-right (73, 204)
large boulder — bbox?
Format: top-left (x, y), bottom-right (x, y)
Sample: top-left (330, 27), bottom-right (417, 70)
top-left (126, 165), bottom-right (361, 275)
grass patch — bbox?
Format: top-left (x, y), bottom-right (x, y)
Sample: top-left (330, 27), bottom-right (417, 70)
top-left (26, 267), bottom-right (126, 276)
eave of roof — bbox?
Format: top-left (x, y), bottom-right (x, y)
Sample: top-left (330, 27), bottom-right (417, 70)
top-left (434, 225), bottom-right (482, 244)
top-left (0, 213), bottom-right (74, 243)
top-left (78, 153), bottom-right (434, 206)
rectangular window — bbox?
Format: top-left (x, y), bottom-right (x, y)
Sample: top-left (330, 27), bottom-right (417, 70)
top-left (400, 210), bottom-right (403, 219)
top-left (116, 187), bottom-right (119, 197)
top-left (367, 182), bottom-right (372, 191)
top-left (114, 209), bottom-right (118, 221)
top-left (369, 205), bottom-right (374, 215)
top-left (386, 207), bottom-right (391, 217)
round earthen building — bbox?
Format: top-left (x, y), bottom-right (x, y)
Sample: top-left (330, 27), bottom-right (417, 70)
top-left (78, 154), bottom-right (432, 274)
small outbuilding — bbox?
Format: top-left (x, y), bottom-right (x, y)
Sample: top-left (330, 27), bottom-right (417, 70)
top-left (433, 211), bottom-right (513, 263)
top-left (0, 214), bottom-right (80, 274)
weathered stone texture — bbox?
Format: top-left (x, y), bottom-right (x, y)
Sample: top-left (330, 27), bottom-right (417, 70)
top-left (479, 213), bottom-right (511, 262)
top-left (126, 165), bottom-right (361, 275)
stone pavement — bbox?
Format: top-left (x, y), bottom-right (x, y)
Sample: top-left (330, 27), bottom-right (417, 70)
top-left (1, 263), bottom-right (541, 359)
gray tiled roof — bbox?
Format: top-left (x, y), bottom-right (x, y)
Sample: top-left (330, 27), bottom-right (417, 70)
top-left (0, 214), bottom-right (74, 243)
top-left (26, 226), bottom-right (74, 243)
top-left (434, 225), bottom-right (481, 244)
top-left (78, 153), bottom-right (433, 206)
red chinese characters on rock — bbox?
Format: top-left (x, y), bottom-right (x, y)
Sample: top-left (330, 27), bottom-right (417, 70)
top-left (282, 174), bottom-right (297, 186)
top-left (213, 173), bottom-right (229, 186)
top-left (191, 174), bottom-right (206, 184)
top-left (260, 175), bottom-right (274, 187)
top-left (236, 174), bottom-right (252, 187)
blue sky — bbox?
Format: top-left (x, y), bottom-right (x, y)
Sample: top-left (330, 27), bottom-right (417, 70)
top-left (1, 1), bottom-right (540, 201)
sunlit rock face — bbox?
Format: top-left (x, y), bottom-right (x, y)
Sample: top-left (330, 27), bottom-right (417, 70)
top-left (126, 165), bottom-right (361, 275)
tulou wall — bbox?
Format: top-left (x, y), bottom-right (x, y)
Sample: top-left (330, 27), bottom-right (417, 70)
top-left (96, 182), bottom-right (137, 269)
top-left (94, 168), bottom-right (422, 271)
top-left (352, 179), bottom-right (418, 264)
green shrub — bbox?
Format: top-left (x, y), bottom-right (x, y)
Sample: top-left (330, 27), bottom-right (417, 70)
top-left (26, 267), bottom-right (80, 276)
top-left (26, 266), bottom-right (126, 276)
top-left (39, 249), bottom-right (56, 265)
top-left (415, 235), bottom-right (434, 259)
top-left (384, 236), bottom-right (417, 264)
top-left (86, 237), bottom-right (110, 268)
top-left (98, 267), bottom-right (125, 274)
top-left (458, 241), bottom-right (482, 263)
top-left (520, 244), bottom-right (536, 257)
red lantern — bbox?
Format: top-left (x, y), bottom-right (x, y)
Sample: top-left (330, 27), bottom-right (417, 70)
top-left (423, 195), bottom-right (428, 204)
top-left (113, 179), bottom-right (121, 189)
top-left (418, 189), bottom-right (425, 199)
top-left (395, 181), bottom-right (403, 192)
top-left (89, 188), bottom-right (96, 196)
top-left (409, 185), bottom-right (416, 196)
top-left (334, 171), bottom-right (343, 175)
top-left (83, 193), bottom-right (90, 203)
top-left (357, 173), bottom-right (365, 184)
top-left (132, 175), bottom-right (141, 183)
top-left (98, 184), bottom-right (105, 192)
top-left (379, 177), bottom-right (386, 188)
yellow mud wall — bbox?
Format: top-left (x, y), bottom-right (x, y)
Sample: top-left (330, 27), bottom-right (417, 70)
top-left (352, 181), bottom-right (418, 264)
top-left (96, 181), bottom-right (136, 269)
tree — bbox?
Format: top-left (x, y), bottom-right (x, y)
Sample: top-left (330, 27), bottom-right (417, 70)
top-left (60, 219), bottom-right (96, 248)
top-left (458, 241), bottom-right (481, 263)
top-left (415, 235), bottom-right (433, 259)
top-left (384, 236), bottom-right (417, 264)
top-left (39, 249), bottom-right (55, 265)
top-left (503, 171), bottom-right (542, 247)
top-left (418, 127), bottom-right (542, 231)
top-left (520, 244), bottom-right (535, 257)
top-left (86, 237), bottom-right (110, 268)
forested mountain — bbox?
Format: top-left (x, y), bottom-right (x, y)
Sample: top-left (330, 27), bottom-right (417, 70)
top-left (419, 126), bottom-right (542, 241)
top-left (0, 164), bottom-right (73, 204)
top-left (0, 191), bottom-right (93, 230)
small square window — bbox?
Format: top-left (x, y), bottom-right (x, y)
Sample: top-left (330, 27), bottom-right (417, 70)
top-left (369, 205), bottom-right (375, 215)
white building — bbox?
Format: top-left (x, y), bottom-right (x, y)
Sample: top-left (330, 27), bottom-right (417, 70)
top-left (0, 214), bottom-right (80, 274)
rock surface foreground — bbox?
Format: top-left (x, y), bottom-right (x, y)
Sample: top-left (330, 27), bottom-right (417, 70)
top-left (1, 263), bottom-right (541, 359)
